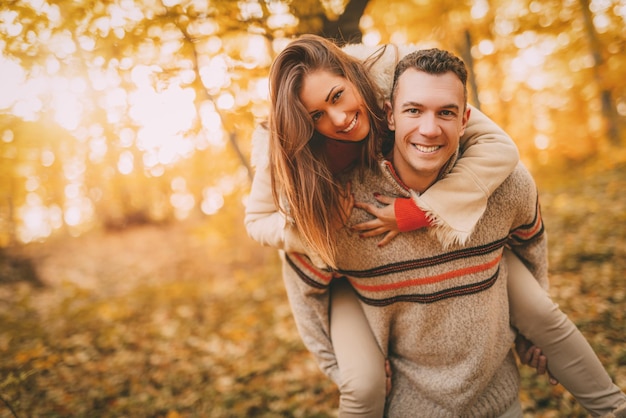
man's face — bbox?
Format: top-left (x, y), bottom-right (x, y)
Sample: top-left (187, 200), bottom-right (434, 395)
top-left (387, 68), bottom-right (470, 192)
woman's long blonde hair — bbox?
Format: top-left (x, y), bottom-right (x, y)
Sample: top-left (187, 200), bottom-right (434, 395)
top-left (268, 34), bottom-right (390, 268)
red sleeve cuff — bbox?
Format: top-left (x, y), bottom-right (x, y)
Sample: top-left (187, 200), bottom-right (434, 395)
top-left (394, 197), bottom-right (431, 232)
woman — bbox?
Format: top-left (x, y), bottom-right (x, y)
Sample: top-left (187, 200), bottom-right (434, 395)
top-left (245, 34), bottom-right (626, 417)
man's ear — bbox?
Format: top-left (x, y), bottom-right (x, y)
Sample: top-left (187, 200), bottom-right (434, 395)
top-left (459, 106), bottom-right (471, 136)
top-left (385, 101), bottom-right (395, 130)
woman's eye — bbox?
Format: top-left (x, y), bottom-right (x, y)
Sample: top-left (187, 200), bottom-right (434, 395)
top-left (312, 112), bottom-right (322, 122)
top-left (332, 90), bottom-right (343, 103)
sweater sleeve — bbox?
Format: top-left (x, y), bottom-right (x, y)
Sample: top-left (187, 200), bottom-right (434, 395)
top-left (414, 105), bottom-right (519, 245)
top-left (280, 253), bottom-right (340, 384)
top-left (506, 165), bottom-right (549, 290)
top-left (394, 197), bottom-right (430, 232)
top-left (244, 126), bottom-right (327, 267)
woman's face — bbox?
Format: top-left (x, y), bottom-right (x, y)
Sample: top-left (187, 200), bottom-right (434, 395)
top-left (299, 70), bottom-right (371, 142)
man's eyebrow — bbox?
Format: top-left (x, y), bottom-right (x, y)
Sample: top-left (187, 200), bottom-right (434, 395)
top-left (400, 102), bottom-right (460, 111)
top-left (400, 101), bottom-right (423, 108)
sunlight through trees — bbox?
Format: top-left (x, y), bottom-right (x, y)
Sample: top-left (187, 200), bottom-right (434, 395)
top-left (0, 0), bottom-right (624, 245)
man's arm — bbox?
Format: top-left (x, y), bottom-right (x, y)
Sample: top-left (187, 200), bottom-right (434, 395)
top-left (280, 253), bottom-right (340, 384)
top-left (506, 164), bottom-right (549, 289)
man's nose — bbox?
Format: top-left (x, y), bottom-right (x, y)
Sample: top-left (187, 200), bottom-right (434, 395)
top-left (419, 113), bottom-right (441, 137)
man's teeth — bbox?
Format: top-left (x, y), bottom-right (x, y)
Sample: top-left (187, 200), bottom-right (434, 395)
top-left (341, 115), bottom-right (357, 133)
top-left (414, 144), bottom-right (440, 153)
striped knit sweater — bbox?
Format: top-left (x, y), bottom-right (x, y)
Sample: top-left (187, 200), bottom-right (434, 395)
top-left (283, 160), bottom-right (547, 417)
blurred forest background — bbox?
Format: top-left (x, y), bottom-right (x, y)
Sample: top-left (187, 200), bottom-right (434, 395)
top-left (0, 0), bottom-right (625, 416)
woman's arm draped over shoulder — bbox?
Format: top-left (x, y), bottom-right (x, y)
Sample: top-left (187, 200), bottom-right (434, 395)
top-left (244, 125), bottom-right (327, 267)
top-left (414, 106), bottom-right (519, 246)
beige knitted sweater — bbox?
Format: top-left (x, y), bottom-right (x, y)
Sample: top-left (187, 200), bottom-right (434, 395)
top-left (283, 160), bottom-right (548, 417)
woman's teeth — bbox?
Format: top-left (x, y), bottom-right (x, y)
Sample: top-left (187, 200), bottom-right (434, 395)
top-left (341, 115), bottom-right (357, 133)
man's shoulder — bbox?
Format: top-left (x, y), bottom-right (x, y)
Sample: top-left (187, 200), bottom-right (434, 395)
top-left (490, 163), bottom-right (538, 208)
top-left (502, 163), bottom-right (536, 190)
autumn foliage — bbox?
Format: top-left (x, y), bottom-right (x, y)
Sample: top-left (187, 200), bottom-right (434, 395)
top-left (1, 0), bottom-right (625, 416)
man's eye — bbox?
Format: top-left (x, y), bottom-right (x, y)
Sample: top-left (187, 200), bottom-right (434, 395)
top-left (406, 108), bottom-right (419, 114)
top-left (441, 110), bottom-right (455, 117)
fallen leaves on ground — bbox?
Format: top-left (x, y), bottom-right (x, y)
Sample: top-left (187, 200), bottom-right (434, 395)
top-left (1, 164), bottom-right (625, 417)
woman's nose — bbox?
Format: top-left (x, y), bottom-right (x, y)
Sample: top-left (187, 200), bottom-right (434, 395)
top-left (328, 108), bottom-right (347, 127)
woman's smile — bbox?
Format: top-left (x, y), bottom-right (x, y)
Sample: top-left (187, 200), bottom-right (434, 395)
top-left (340, 113), bottom-right (358, 133)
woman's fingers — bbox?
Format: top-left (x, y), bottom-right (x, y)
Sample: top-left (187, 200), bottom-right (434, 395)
top-left (377, 231), bottom-right (399, 247)
top-left (374, 193), bottom-right (395, 205)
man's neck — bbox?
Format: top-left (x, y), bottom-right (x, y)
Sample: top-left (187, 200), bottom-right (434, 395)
top-left (386, 150), bottom-right (437, 194)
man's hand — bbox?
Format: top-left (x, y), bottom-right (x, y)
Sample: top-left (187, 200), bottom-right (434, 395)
top-left (515, 335), bottom-right (558, 385)
top-left (352, 193), bottom-right (400, 246)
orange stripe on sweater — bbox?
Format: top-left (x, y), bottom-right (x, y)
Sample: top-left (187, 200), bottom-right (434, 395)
top-left (349, 253), bottom-right (503, 292)
top-left (291, 253), bottom-right (333, 283)
top-left (513, 211), bottom-right (543, 239)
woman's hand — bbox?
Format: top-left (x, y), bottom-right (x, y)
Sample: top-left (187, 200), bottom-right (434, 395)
top-left (352, 193), bottom-right (400, 246)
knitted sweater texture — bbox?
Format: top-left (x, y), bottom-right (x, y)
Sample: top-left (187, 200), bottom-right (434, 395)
top-left (283, 160), bottom-right (547, 417)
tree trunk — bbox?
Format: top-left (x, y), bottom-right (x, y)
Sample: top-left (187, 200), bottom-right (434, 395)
top-left (458, 30), bottom-right (481, 110)
top-left (578, 0), bottom-right (621, 146)
top-left (322, 0), bottom-right (370, 45)
top-left (172, 11), bottom-right (254, 181)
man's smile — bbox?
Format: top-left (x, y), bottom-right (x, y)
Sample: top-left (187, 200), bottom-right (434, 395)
top-left (412, 144), bottom-right (441, 153)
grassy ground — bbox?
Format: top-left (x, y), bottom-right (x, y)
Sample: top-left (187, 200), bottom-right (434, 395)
top-left (1, 163), bottom-right (625, 417)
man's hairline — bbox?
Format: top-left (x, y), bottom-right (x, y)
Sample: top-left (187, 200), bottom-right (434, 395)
top-left (391, 68), bottom-right (468, 111)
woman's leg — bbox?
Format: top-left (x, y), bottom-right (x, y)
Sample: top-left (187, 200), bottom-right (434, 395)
top-left (505, 249), bottom-right (626, 416)
top-left (330, 277), bottom-right (387, 418)
top-left (498, 399), bottom-right (523, 418)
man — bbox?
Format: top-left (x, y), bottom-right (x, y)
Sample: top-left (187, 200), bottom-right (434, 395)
top-left (284, 48), bottom-right (547, 417)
